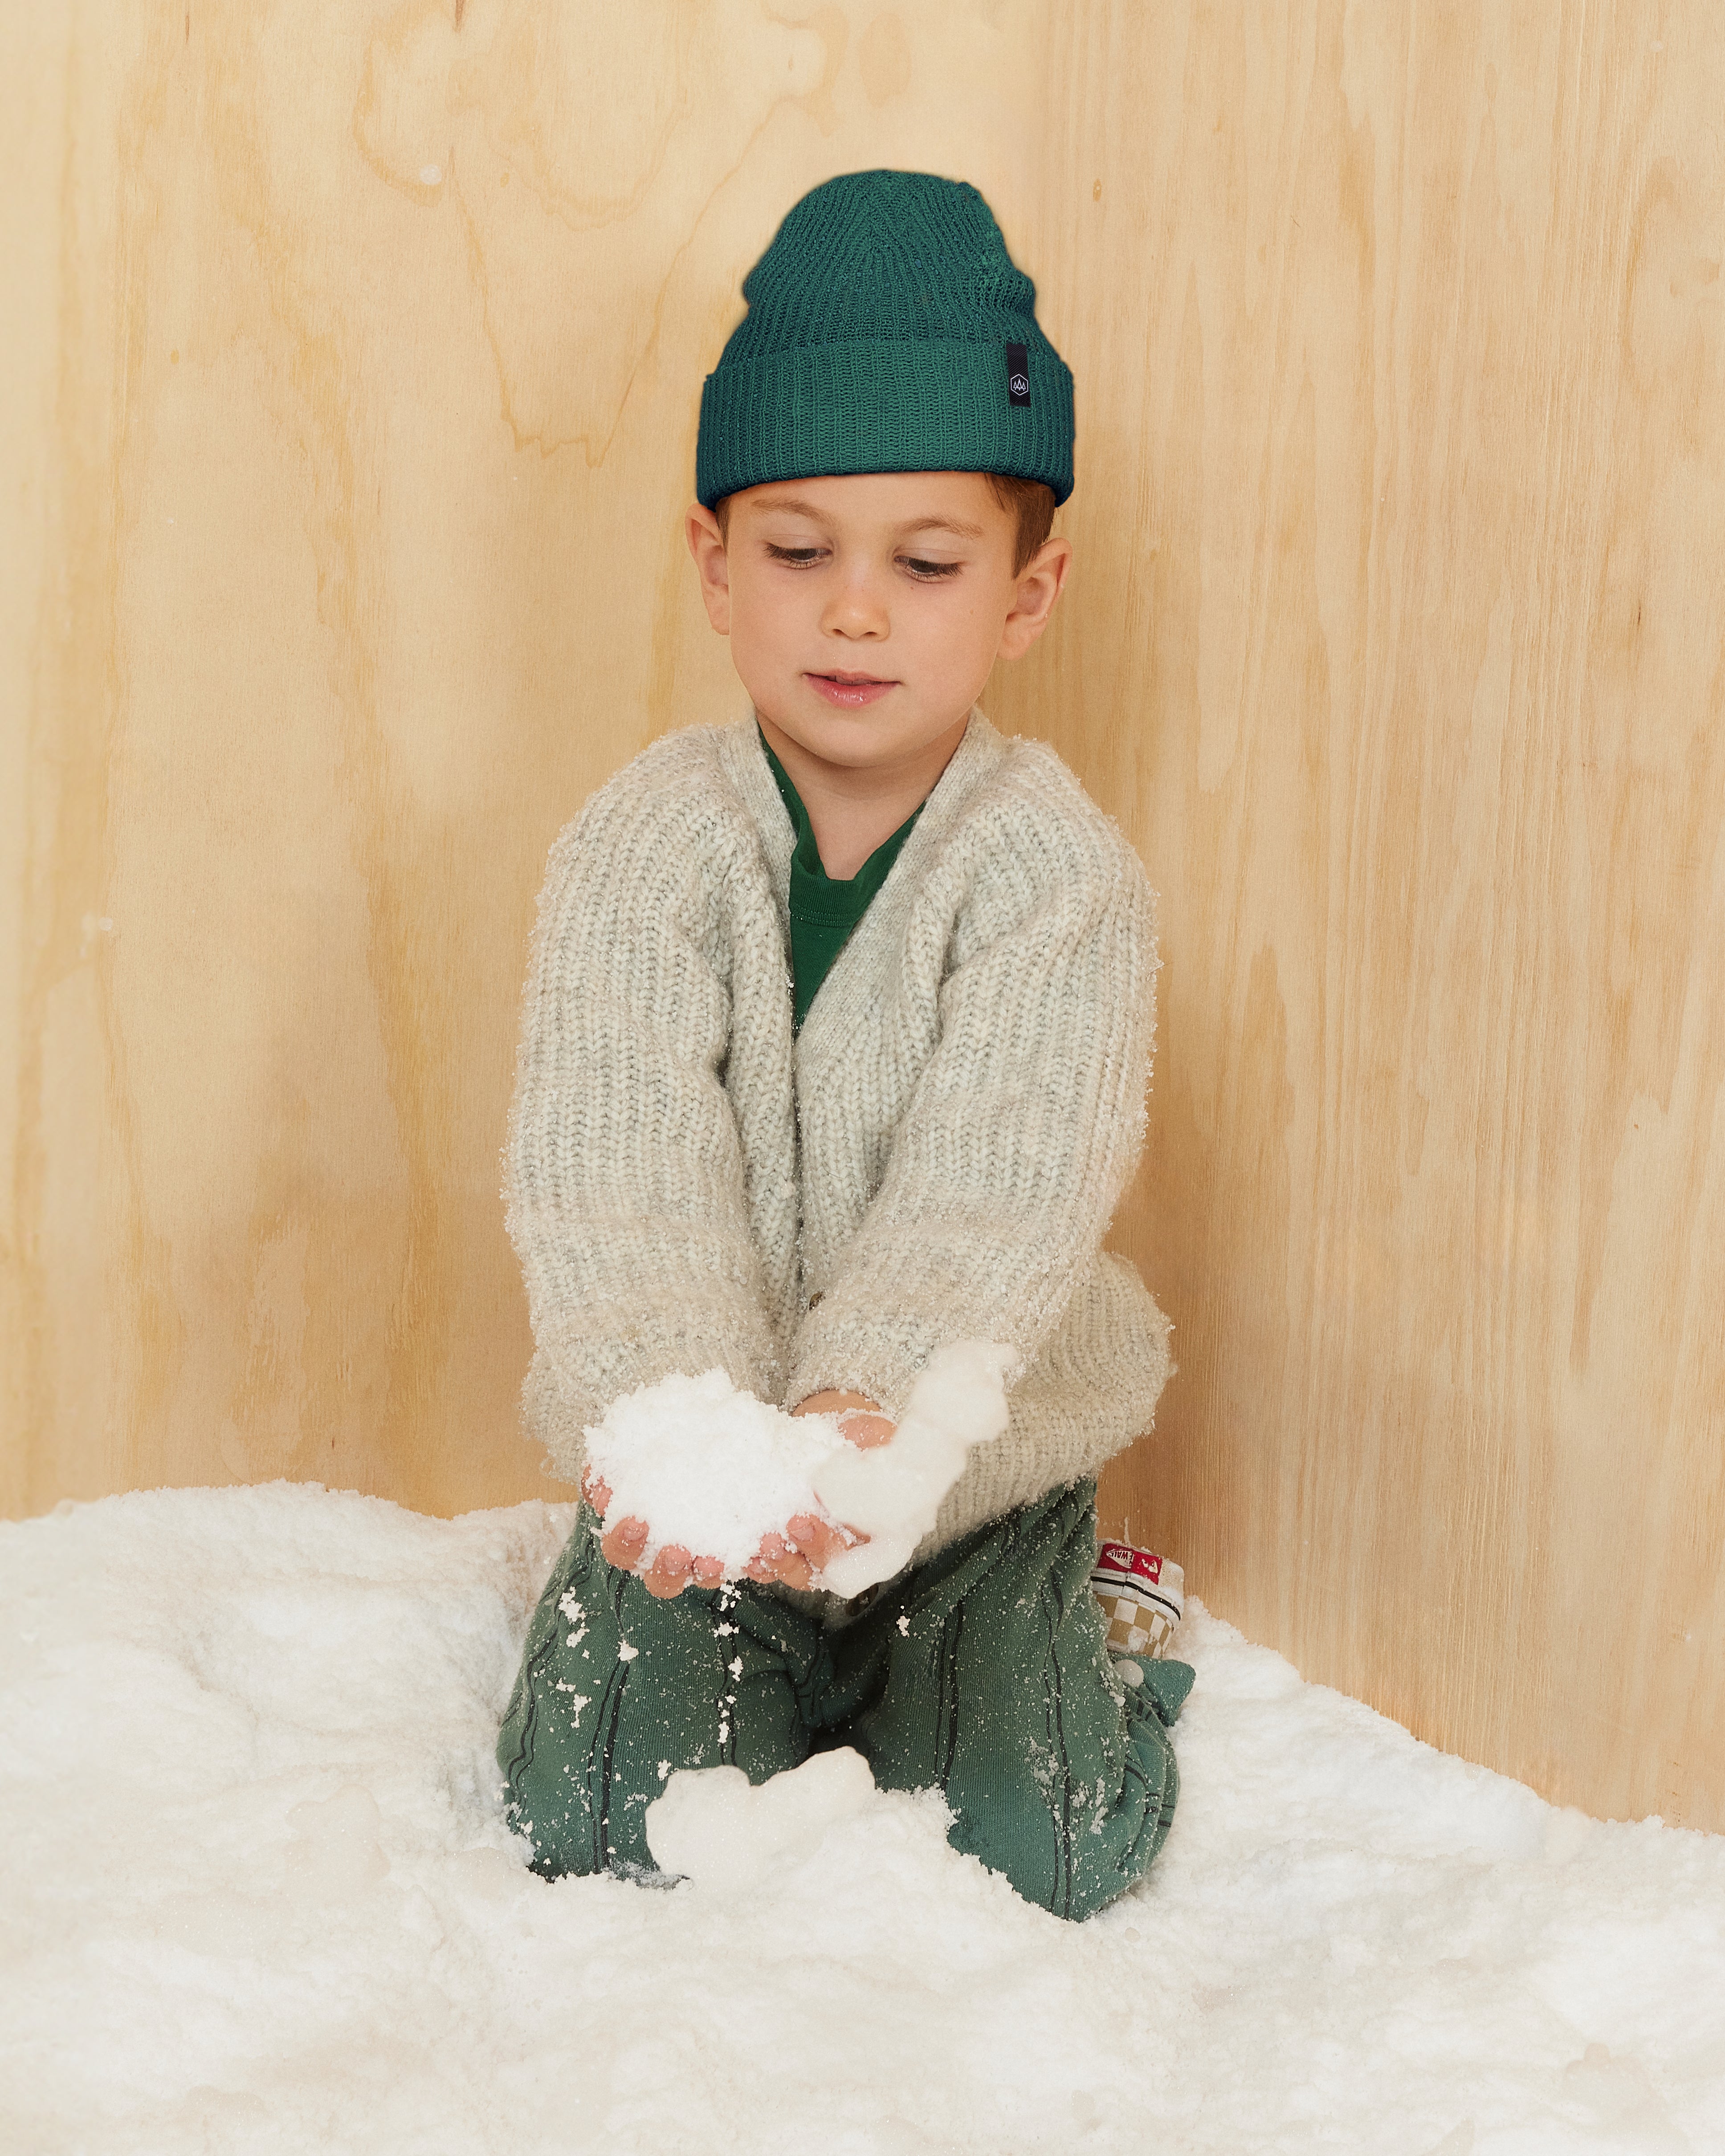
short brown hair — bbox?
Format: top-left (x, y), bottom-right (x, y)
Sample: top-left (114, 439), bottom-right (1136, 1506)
top-left (986, 473), bottom-right (1058, 574)
top-left (712, 474), bottom-right (1057, 575)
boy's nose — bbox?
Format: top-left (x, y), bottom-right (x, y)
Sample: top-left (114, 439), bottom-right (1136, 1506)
top-left (820, 579), bottom-right (889, 639)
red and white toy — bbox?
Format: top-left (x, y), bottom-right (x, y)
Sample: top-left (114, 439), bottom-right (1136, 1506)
top-left (1090, 1540), bottom-right (1184, 1666)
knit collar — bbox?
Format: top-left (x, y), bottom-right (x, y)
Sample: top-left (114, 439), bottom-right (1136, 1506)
top-left (717, 707), bottom-right (1010, 1072)
top-left (754, 722), bottom-right (925, 896)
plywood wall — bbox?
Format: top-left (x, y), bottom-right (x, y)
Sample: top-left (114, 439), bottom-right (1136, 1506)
top-left (4, 2), bottom-right (1721, 1830)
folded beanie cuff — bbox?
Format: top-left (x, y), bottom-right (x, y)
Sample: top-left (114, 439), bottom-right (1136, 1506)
top-left (696, 337), bottom-right (1075, 508)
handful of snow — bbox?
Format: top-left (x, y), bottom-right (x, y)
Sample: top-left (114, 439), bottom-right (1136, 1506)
top-left (583, 1341), bottom-right (1018, 1593)
top-left (583, 1369), bottom-right (843, 1572)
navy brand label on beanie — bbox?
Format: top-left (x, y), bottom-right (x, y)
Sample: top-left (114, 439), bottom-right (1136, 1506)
top-left (1006, 342), bottom-right (1031, 406)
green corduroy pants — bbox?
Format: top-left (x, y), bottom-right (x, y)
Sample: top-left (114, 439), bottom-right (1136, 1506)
top-left (497, 1478), bottom-right (1192, 1921)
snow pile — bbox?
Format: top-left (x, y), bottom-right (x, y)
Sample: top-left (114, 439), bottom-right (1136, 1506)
top-left (585, 1341), bottom-right (1015, 1589)
top-left (3, 1484), bottom-right (1723, 2155)
top-left (645, 1747), bottom-right (880, 1891)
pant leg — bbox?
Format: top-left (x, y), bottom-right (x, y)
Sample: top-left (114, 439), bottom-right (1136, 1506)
top-left (821, 1480), bottom-right (1190, 1922)
top-left (497, 1506), bottom-right (827, 1880)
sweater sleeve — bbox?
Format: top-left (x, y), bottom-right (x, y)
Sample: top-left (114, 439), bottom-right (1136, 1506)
top-left (784, 793), bottom-right (1158, 1426)
top-left (506, 767), bottom-right (785, 1478)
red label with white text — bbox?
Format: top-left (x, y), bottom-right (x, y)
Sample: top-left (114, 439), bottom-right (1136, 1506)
top-left (1097, 1542), bottom-right (1162, 1585)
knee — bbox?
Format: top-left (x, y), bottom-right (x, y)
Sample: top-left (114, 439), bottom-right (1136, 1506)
top-left (506, 1783), bottom-right (602, 1883)
top-left (945, 1716), bottom-right (1180, 1923)
top-left (496, 1704), bottom-right (605, 1882)
top-left (944, 1778), bottom-right (1077, 1916)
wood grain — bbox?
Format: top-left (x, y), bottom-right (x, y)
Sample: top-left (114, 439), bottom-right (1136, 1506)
top-left (4, 1), bottom-right (1721, 1829)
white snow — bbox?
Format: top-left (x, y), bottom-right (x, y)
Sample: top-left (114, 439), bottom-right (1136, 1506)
top-left (3, 1482), bottom-right (1723, 2155)
top-left (586, 1343), bottom-right (1015, 1588)
top-left (814, 1339), bottom-right (1016, 1595)
top-left (584, 1367), bottom-right (845, 1567)
top-left (645, 1747), bottom-right (880, 1892)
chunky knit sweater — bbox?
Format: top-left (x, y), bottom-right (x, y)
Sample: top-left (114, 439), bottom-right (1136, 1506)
top-left (505, 710), bottom-right (1172, 1570)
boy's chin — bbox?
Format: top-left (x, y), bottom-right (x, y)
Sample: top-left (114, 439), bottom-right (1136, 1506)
top-left (755, 694), bottom-right (972, 773)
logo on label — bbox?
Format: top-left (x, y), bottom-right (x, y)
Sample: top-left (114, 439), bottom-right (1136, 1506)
top-left (1098, 1542), bottom-right (1162, 1584)
top-left (1005, 341), bottom-right (1031, 407)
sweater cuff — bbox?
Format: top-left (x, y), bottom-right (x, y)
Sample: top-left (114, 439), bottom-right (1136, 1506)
top-left (525, 1309), bottom-right (783, 1481)
top-left (783, 1306), bottom-right (955, 1425)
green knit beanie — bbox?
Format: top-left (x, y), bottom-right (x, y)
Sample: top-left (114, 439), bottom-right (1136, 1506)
top-left (697, 169), bottom-right (1075, 508)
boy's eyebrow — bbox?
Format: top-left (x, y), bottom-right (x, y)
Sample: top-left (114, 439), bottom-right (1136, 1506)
top-left (748, 496), bottom-right (987, 542)
top-left (897, 515), bottom-right (987, 541)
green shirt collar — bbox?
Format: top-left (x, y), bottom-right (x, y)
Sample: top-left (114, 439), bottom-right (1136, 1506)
top-left (757, 724), bottom-right (925, 1028)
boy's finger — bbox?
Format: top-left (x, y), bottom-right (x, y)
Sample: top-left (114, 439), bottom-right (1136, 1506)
top-left (757, 1534), bottom-right (812, 1590)
top-left (786, 1514), bottom-right (839, 1569)
top-left (643, 1546), bottom-right (693, 1599)
top-left (787, 1513), bottom-right (869, 1574)
top-left (582, 1473), bottom-right (613, 1515)
top-left (601, 1516), bottom-right (649, 1568)
top-left (690, 1554), bottom-right (726, 1586)
top-left (746, 1533), bottom-right (807, 1591)
top-left (838, 1411), bottom-right (895, 1450)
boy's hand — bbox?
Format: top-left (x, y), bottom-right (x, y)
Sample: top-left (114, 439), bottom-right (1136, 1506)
top-left (793, 1390), bottom-right (896, 1450)
top-left (768, 1392), bottom-right (893, 1585)
top-left (583, 1469), bottom-right (727, 1598)
top-left (580, 1395), bottom-right (890, 1597)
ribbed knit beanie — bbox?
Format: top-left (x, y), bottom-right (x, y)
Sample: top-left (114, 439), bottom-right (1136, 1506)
top-left (696, 170), bottom-right (1074, 508)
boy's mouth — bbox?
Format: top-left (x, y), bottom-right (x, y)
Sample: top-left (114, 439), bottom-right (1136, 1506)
top-left (806, 670), bottom-right (897, 709)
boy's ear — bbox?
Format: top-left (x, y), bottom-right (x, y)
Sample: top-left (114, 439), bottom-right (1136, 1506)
top-left (685, 502), bottom-right (731, 635)
top-left (997, 534), bottom-right (1073, 662)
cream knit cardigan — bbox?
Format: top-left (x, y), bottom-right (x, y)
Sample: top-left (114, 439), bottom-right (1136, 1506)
top-left (506, 709), bottom-right (1172, 1568)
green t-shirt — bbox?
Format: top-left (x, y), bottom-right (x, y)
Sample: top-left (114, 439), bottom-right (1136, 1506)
top-left (759, 726), bottom-right (923, 1030)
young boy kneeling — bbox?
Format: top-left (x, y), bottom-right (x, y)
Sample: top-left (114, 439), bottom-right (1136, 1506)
top-left (497, 170), bottom-right (1191, 1921)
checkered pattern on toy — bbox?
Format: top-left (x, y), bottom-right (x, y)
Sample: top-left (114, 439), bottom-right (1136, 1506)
top-left (1094, 1589), bottom-right (1178, 1660)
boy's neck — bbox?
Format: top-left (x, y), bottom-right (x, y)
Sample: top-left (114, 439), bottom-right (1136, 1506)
top-left (756, 708), bottom-right (971, 880)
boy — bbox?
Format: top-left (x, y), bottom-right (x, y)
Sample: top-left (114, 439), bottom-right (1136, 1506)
top-left (497, 170), bottom-right (1191, 1920)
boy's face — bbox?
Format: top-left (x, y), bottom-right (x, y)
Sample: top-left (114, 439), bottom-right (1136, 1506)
top-left (685, 471), bottom-right (1070, 776)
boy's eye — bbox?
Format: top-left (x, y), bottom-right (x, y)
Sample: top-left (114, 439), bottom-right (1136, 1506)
top-left (761, 543), bottom-right (961, 580)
